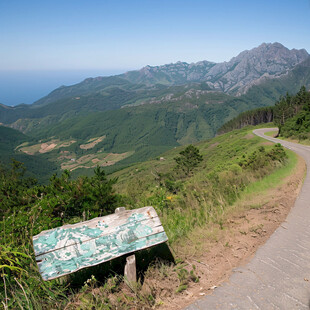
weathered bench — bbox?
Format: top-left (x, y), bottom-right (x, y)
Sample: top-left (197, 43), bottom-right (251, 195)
top-left (32, 206), bottom-right (168, 281)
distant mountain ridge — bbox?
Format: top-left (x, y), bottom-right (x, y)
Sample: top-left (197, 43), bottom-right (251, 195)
top-left (29, 42), bottom-right (308, 107)
top-left (122, 42), bottom-right (309, 94)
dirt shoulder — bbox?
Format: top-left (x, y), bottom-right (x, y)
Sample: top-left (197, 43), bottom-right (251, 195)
top-left (163, 153), bottom-right (305, 309)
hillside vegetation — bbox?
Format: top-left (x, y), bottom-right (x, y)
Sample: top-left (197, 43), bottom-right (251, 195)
top-left (0, 124), bottom-right (294, 309)
top-left (112, 126), bottom-right (287, 242)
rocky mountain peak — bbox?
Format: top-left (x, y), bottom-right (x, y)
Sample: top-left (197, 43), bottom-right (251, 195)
top-left (221, 42), bottom-right (309, 94)
top-left (233, 42), bottom-right (308, 64)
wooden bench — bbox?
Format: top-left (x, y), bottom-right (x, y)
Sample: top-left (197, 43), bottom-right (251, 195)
top-left (32, 206), bottom-right (168, 281)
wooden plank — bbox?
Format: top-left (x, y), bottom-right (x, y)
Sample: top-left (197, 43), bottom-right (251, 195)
top-left (32, 206), bottom-right (168, 281)
top-left (124, 254), bottom-right (136, 285)
top-left (33, 206), bottom-right (160, 255)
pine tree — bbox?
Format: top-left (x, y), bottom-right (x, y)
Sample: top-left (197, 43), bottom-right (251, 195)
top-left (174, 145), bottom-right (203, 175)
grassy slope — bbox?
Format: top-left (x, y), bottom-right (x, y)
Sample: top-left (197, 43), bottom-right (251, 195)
top-left (241, 146), bottom-right (297, 198)
top-left (111, 124), bottom-right (295, 242)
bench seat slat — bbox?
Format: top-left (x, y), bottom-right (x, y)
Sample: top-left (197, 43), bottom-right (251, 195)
top-left (32, 206), bottom-right (168, 281)
top-left (33, 206), bottom-right (159, 256)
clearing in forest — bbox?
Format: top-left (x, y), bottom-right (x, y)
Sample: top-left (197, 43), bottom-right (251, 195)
top-left (17, 139), bottom-right (77, 155)
top-left (79, 135), bottom-right (106, 149)
top-left (61, 151), bottom-right (134, 171)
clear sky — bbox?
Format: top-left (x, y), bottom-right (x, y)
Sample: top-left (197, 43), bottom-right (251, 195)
top-left (0, 0), bottom-right (310, 105)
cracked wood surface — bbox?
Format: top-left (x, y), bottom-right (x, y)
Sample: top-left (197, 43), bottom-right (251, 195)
top-left (32, 206), bottom-right (168, 281)
top-left (185, 128), bottom-right (310, 310)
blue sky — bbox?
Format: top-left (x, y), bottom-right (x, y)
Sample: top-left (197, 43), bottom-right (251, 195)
top-left (0, 0), bottom-right (310, 105)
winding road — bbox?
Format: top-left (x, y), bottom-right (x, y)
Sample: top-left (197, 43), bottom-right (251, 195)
top-left (186, 128), bottom-right (310, 310)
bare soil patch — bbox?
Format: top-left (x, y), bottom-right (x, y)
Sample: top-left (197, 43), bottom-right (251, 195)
top-left (207, 142), bottom-right (219, 149)
top-left (61, 151), bottom-right (133, 171)
top-left (80, 136), bottom-right (106, 150)
top-left (18, 139), bottom-right (76, 155)
top-left (243, 133), bottom-right (255, 139)
top-left (39, 142), bottom-right (57, 153)
top-left (260, 141), bottom-right (274, 146)
top-left (59, 140), bottom-right (76, 148)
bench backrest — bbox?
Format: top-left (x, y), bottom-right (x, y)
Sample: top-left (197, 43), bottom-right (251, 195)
top-left (32, 206), bottom-right (167, 281)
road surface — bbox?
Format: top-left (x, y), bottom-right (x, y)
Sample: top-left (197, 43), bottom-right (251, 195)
top-left (186, 128), bottom-right (310, 310)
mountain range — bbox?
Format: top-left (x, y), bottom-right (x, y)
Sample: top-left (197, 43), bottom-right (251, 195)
top-left (123, 42), bottom-right (309, 94)
top-left (1, 42), bottom-right (310, 180)
top-left (30, 42), bottom-right (309, 107)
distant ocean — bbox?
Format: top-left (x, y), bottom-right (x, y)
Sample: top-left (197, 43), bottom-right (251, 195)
top-left (0, 69), bottom-right (128, 106)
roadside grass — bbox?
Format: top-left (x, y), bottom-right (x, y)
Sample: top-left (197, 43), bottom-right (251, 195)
top-left (264, 130), bottom-right (278, 137)
top-left (279, 136), bottom-right (310, 146)
top-left (216, 148), bottom-right (301, 232)
top-left (242, 149), bottom-right (298, 197)
top-left (264, 128), bottom-right (310, 146)
top-left (264, 125), bottom-right (310, 145)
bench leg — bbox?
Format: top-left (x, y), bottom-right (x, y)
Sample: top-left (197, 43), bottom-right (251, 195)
top-left (115, 208), bottom-right (137, 287)
top-left (124, 254), bottom-right (137, 286)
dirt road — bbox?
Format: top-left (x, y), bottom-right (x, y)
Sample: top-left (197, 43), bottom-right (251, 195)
top-left (185, 128), bottom-right (310, 310)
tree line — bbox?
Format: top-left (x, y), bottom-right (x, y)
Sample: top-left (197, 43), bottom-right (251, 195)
top-left (218, 86), bottom-right (310, 136)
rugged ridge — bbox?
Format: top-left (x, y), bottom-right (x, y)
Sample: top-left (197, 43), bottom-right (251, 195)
top-left (21, 42), bottom-right (308, 108)
top-left (122, 42), bottom-right (308, 94)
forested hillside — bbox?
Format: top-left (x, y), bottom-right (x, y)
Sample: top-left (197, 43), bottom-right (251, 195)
top-left (275, 86), bottom-right (310, 139)
top-left (5, 70), bottom-right (310, 178)
top-left (218, 107), bottom-right (274, 134)
top-left (0, 126), bottom-right (58, 182)
top-left (218, 86), bottom-right (310, 136)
